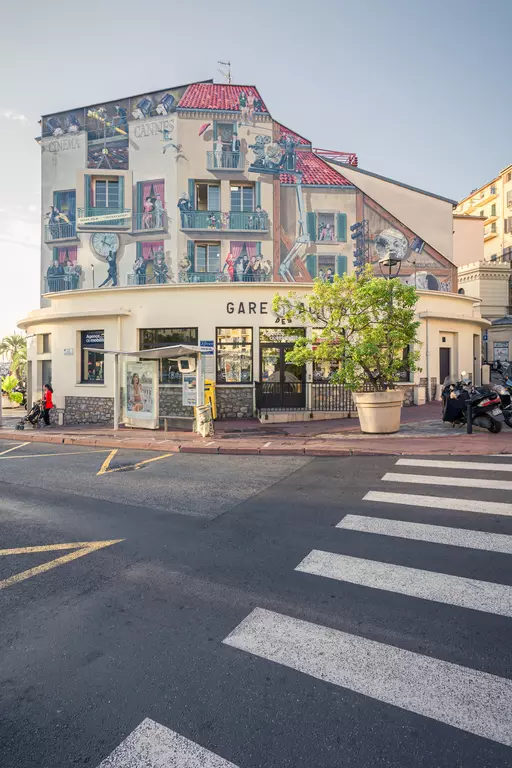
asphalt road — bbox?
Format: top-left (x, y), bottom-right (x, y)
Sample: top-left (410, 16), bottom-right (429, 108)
top-left (0, 440), bottom-right (511, 767)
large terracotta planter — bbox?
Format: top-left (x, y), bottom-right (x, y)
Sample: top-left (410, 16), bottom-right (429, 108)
top-left (353, 389), bottom-right (404, 434)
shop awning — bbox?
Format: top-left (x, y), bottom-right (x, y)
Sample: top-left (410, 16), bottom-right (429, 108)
top-left (83, 344), bottom-right (201, 359)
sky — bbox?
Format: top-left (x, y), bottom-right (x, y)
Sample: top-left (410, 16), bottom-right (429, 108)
top-left (0, 0), bottom-right (511, 339)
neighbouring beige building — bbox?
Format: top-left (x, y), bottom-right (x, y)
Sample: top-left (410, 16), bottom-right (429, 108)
top-left (19, 79), bottom-right (489, 424)
top-left (455, 164), bottom-right (512, 262)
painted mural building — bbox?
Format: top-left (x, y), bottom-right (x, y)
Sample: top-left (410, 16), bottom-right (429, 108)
top-left (20, 80), bottom-right (488, 423)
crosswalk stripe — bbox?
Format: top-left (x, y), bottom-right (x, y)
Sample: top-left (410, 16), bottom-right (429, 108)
top-left (364, 490), bottom-right (512, 517)
top-left (383, 472), bottom-right (512, 491)
top-left (396, 458), bottom-right (512, 473)
top-left (223, 607), bottom-right (512, 746)
top-left (97, 718), bottom-right (239, 767)
top-left (337, 514), bottom-right (512, 554)
top-left (295, 550), bottom-right (512, 617)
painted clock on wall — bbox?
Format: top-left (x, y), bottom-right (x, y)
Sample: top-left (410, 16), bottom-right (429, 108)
top-left (91, 232), bottom-right (120, 258)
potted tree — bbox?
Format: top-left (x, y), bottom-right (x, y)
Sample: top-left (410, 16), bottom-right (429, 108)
top-left (273, 265), bottom-right (421, 433)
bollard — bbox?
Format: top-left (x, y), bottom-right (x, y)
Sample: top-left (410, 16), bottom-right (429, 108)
top-left (466, 399), bottom-right (473, 434)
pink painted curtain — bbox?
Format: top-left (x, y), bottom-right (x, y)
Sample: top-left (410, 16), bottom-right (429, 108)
top-left (230, 241), bottom-right (244, 260)
top-left (57, 246), bottom-right (77, 263)
top-left (245, 242), bottom-right (256, 259)
top-left (142, 241), bottom-right (163, 260)
top-left (142, 179), bottom-right (165, 207)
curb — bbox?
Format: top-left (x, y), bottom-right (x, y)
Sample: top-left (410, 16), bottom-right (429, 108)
top-left (1, 429), bottom-right (512, 457)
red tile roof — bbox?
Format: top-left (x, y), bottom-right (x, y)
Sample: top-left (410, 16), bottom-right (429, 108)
top-left (177, 83), bottom-right (268, 113)
top-left (274, 122), bottom-right (311, 146)
top-left (280, 151), bottom-right (352, 186)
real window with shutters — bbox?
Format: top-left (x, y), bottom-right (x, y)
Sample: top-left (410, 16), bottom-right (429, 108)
top-left (491, 203), bottom-right (497, 217)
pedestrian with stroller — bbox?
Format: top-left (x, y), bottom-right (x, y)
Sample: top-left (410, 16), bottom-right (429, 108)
top-left (42, 384), bottom-right (53, 426)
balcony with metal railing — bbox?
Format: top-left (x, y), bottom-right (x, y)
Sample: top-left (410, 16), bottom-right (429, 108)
top-left (206, 151), bottom-right (245, 171)
top-left (77, 207), bottom-right (131, 229)
top-left (44, 222), bottom-right (78, 243)
top-left (179, 271), bottom-right (272, 284)
top-left (131, 210), bottom-right (168, 233)
top-left (44, 272), bottom-right (82, 293)
top-left (180, 210), bottom-right (268, 232)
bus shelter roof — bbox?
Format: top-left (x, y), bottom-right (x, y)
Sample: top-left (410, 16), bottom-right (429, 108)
top-left (83, 345), bottom-right (201, 359)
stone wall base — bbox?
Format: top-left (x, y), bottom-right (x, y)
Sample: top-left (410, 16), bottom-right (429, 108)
top-left (63, 396), bottom-right (114, 425)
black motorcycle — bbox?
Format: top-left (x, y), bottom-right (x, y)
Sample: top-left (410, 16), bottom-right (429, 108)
top-left (492, 372), bottom-right (512, 428)
top-left (442, 374), bottom-right (504, 433)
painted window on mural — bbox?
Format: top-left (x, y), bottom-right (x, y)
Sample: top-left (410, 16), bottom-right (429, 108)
top-left (54, 246), bottom-right (78, 264)
top-left (196, 183), bottom-right (220, 211)
top-left (132, 241), bottom-right (167, 285)
top-left (224, 241), bottom-right (270, 282)
top-left (81, 330), bottom-right (104, 383)
top-left (216, 123), bottom-right (234, 151)
top-left (139, 328), bottom-right (198, 383)
top-left (196, 243), bottom-right (221, 273)
top-left (306, 213), bottom-right (347, 244)
top-left (305, 254), bottom-right (347, 281)
top-left (94, 179), bottom-right (119, 208)
top-left (135, 180), bottom-right (165, 230)
top-left (230, 184), bottom-right (254, 212)
top-left (216, 328), bottom-right (253, 384)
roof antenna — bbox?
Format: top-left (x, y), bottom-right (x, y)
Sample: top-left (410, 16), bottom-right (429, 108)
top-left (218, 60), bottom-right (232, 84)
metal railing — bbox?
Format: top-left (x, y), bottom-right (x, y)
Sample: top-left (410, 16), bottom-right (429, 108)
top-left (127, 273), bottom-right (170, 285)
top-left (77, 207), bottom-right (131, 227)
top-left (206, 151), bottom-right (245, 170)
top-left (179, 271), bottom-right (272, 284)
top-left (44, 222), bottom-right (77, 241)
top-left (180, 210), bottom-right (268, 231)
top-left (44, 274), bottom-right (81, 293)
top-left (132, 211), bottom-right (168, 231)
top-left (255, 381), bottom-right (383, 413)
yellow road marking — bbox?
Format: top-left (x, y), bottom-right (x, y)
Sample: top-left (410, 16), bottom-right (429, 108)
top-left (0, 449), bottom-right (112, 460)
top-left (97, 450), bottom-right (174, 476)
top-left (0, 442), bottom-right (30, 457)
top-left (0, 539), bottom-right (123, 590)
top-left (97, 449), bottom-right (119, 475)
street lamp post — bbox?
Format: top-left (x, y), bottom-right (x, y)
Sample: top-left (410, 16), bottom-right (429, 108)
top-left (378, 254), bottom-right (402, 386)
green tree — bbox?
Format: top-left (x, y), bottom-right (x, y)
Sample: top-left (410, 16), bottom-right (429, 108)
top-left (0, 334), bottom-right (27, 380)
top-left (1, 375), bottom-right (23, 405)
top-left (273, 266), bottom-right (421, 391)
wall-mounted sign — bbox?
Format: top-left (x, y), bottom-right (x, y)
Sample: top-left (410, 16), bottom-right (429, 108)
top-left (133, 118), bottom-right (174, 138)
top-left (494, 341), bottom-right (509, 362)
top-left (48, 137), bottom-right (81, 153)
top-left (63, 348), bottom-right (74, 356)
top-left (200, 340), bottom-right (215, 355)
top-left (83, 331), bottom-right (104, 346)
top-left (77, 211), bottom-right (131, 225)
top-left (226, 301), bottom-right (269, 315)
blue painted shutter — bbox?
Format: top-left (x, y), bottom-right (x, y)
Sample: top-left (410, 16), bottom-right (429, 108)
top-left (69, 190), bottom-right (76, 221)
top-left (136, 242), bottom-right (141, 259)
top-left (306, 212), bottom-right (317, 242)
top-left (84, 175), bottom-right (91, 212)
top-left (336, 255), bottom-right (347, 276)
top-left (188, 179), bottom-right (196, 209)
top-left (336, 213), bottom-right (347, 242)
top-left (136, 182), bottom-right (143, 218)
top-left (255, 181), bottom-right (261, 208)
top-left (118, 176), bottom-right (124, 210)
top-left (213, 121), bottom-right (218, 140)
top-left (306, 254), bottom-right (317, 278)
top-left (187, 240), bottom-right (195, 272)
top-left (256, 242), bottom-right (262, 256)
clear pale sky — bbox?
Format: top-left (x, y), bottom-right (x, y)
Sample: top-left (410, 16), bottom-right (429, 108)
top-left (1, 0), bottom-right (511, 339)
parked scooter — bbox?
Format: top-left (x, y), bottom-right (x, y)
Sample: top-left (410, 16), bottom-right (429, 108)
top-left (442, 372), bottom-right (504, 433)
top-left (491, 365), bottom-right (512, 428)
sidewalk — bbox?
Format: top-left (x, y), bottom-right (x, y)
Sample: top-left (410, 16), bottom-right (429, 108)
top-left (2, 403), bottom-right (512, 455)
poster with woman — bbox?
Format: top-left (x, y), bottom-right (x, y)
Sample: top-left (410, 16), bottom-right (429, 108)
top-left (124, 360), bottom-right (159, 428)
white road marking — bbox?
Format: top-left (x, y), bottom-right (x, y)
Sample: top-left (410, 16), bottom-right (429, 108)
top-left (397, 458), bottom-right (512, 473)
top-left (97, 718), bottom-right (239, 767)
top-left (295, 550), bottom-right (512, 617)
top-left (223, 608), bottom-right (512, 747)
top-left (383, 472), bottom-right (512, 491)
top-left (263, 441), bottom-right (272, 447)
top-left (0, 442), bottom-right (29, 457)
top-left (364, 490), bottom-right (512, 517)
top-left (337, 514), bottom-right (512, 554)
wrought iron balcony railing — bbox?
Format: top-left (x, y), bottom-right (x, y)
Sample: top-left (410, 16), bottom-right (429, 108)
top-left (179, 271), bottom-right (272, 283)
top-left (132, 211), bottom-right (168, 232)
top-left (180, 210), bottom-right (268, 232)
top-left (77, 207), bottom-right (131, 228)
top-left (127, 273), bottom-right (170, 285)
top-left (44, 273), bottom-right (81, 293)
top-left (206, 151), bottom-right (245, 170)
top-left (44, 222), bottom-right (77, 242)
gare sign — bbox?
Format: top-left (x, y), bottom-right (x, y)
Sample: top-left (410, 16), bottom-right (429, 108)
top-left (226, 301), bottom-right (269, 315)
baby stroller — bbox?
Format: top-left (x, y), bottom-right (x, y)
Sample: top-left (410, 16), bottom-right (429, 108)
top-left (16, 400), bottom-right (43, 430)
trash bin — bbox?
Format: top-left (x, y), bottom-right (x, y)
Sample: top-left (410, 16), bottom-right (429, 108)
top-left (204, 379), bottom-right (217, 420)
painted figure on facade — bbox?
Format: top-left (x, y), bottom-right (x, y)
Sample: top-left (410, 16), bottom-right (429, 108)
top-left (66, 113), bottom-right (81, 133)
top-left (153, 251), bottom-right (169, 284)
top-left (142, 196), bottom-right (154, 229)
top-left (223, 252), bottom-right (236, 282)
top-left (238, 91), bottom-right (249, 124)
top-left (99, 250), bottom-right (118, 287)
top-left (154, 194), bottom-right (164, 227)
top-left (64, 259), bottom-right (81, 289)
top-left (133, 255), bottom-right (147, 285)
top-left (177, 193), bottom-right (193, 228)
top-left (46, 259), bottom-right (64, 291)
top-left (374, 228), bottom-right (409, 265)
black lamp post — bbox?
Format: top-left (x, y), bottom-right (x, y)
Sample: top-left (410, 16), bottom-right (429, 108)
top-left (378, 253), bottom-right (402, 279)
